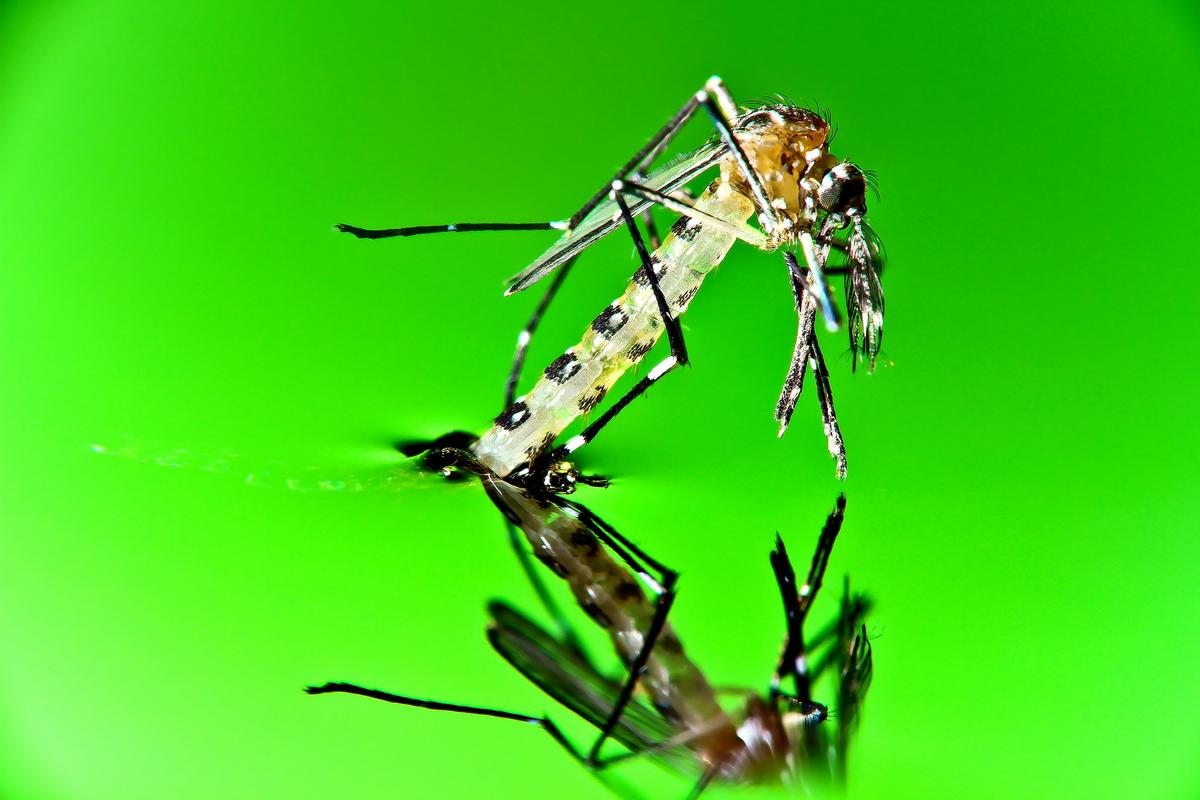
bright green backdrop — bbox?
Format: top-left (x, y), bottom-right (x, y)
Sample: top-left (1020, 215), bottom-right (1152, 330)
top-left (2, 2), bottom-right (1198, 799)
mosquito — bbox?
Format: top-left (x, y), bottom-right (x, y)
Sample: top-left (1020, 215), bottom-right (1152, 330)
top-left (337, 77), bottom-right (884, 489)
top-left (307, 493), bottom-right (872, 798)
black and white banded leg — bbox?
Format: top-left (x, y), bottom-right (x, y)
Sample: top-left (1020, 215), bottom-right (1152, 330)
top-left (770, 494), bottom-right (846, 697)
top-left (307, 501), bottom-right (681, 775)
top-left (496, 255), bottom-right (593, 653)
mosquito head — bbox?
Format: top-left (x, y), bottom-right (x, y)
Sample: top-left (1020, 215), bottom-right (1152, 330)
top-left (818, 162), bottom-right (868, 222)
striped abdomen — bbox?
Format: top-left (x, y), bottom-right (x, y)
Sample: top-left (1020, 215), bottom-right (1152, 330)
top-left (483, 477), bottom-right (737, 754)
top-left (473, 180), bottom-right (757, 477)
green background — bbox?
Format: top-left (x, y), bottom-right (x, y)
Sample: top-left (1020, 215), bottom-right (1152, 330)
top-left (2, 2), bottom-right (1197, 798)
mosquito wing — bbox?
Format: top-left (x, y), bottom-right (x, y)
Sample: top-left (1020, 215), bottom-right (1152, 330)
top-left (487, 601), bottom-right (691, 762)
top-left (505, 142), bottom-right (728, 294)
top-left (90, 436), bottom-right (438, 493)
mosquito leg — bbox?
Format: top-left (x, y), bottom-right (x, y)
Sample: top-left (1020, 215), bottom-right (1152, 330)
top-left (808, 330), bottom-right (848, 479)
top-left (535, 189), bottom-right (689, 468)
top-left (799, 232), bottom-right (841, 330)
top-left (563, 499), bottom-right (674, 583)
top-left (336, 81), bottom-right (710, 244)
top-left (307, 681), bottom-right (650, 798)
top-left (335, 221), bottom-right (565, 239)
top-left (504, 256), bottom-right (577, 408)
top-left (563, 87), bottom-right (709, 231)
top-left (629, 168), bottom-right (661, 249)
top-left (615, 180), bottom-right (767, 248)
top-left (566, 77), bottom-right (777, 234)
top-left (550, 354), bottom-right (681, 465)
top-left (305, 683), bottom-right (593, 761)
top-left (686, 764), bottom-right (721, 799)
top-left (613, 191), bottom-right (688, 365)
top-left (770, 495), bottom-right (846, 694)
top-left (548, 500), bottom-right (682, 763)
top-left (774, 255), bottom-right (818, 438)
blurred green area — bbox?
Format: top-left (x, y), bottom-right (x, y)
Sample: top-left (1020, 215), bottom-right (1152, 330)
top-left (1, 2), bottom-right (1198, 798)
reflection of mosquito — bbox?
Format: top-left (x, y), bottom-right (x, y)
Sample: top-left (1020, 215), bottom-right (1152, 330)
top-left (308, 494), bottom-right (871, 797)
top-left (338, 77), bottom-right (884, 486)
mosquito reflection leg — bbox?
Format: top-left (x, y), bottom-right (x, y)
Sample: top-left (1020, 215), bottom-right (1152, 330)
top-left (504, 520), bottom-right (588, 658)
top-left (539, 194), bottom-right (687, 469)
top-left (548, 353), bottom-right (681, 466)
top-left (305, 682), bottom-right (650, 798)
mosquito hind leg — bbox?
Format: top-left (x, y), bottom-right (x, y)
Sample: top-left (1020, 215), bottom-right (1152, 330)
top-left (552, 499), bottom-right (682, 764)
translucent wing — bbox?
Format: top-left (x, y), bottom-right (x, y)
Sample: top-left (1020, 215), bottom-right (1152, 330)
top-left (505, 142), bottom-right (728, 294)
top-left (487, 601), bottom-right (691, 763)
top-left (90, 435), bottom-right (438, 493)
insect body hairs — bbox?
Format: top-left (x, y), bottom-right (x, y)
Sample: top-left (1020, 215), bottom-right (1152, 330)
top-left (306, 494), bottom-right (874, 798)
top-left (337, 77), bottom-right (886, 486)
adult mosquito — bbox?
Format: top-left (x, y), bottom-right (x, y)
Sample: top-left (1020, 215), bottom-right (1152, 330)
top-left (337, 77), bottom-right (884, 489)
top-left (307, 494), bottom-right (872, 798)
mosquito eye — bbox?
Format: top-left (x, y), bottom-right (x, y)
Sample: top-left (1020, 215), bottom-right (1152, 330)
top-left (818, 162), bottom-right (866, 216)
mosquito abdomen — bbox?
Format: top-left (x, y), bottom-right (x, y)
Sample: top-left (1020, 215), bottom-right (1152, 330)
top-left (473, 181), bottom-right (756, 476)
